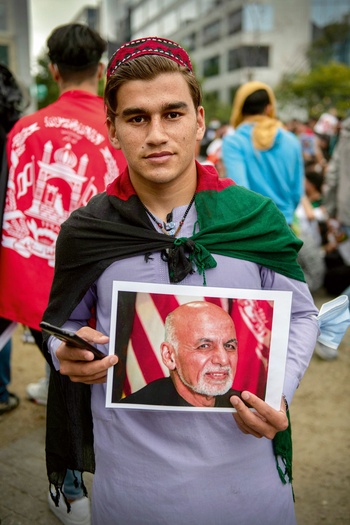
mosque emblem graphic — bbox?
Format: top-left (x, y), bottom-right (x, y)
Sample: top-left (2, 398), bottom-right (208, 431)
top-left (2, 141), bottom-right (98, 267)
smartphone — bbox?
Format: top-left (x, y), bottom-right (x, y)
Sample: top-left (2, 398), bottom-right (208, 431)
top-left (39, 321), bottom-right (106, 360)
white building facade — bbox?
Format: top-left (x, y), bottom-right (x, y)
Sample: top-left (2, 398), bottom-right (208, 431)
top-left (127, 0), bottom-right (312, 105)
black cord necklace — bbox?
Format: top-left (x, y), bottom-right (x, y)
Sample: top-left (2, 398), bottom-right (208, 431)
top-left (143, 193), bottom-right (196, 237)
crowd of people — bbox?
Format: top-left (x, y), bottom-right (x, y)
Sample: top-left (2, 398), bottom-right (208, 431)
top-left (0, 24), bottom-right (348, 525)
top-left (202, 91), bottom-right (350, 356)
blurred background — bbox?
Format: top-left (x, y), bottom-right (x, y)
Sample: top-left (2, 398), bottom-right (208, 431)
top-left (1, 0), bottom-right (350, 121)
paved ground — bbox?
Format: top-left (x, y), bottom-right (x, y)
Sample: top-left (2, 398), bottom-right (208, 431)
top-left (0, 327), bottom-right (93, 525)
top-left (0, 420), bottom-right (93, 524)
top-left (0, 426), bottom-right (90, 525)
top-left (0, 288), bottom-right (349, 524)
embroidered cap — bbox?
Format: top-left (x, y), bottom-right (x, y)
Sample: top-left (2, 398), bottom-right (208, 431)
top-left (107, 36), bottom-right (193, 78)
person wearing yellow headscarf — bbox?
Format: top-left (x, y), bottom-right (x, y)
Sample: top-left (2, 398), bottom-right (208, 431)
top-left (222, 81), bottom-right (304, 226)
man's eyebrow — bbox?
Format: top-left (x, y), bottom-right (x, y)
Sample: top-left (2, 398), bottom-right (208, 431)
top-left (119, 101), bottom-right (189, 118)
top-left (162, 102), bottom-right (189, 111)
top-left (196, 337), bottom-right (238, 345)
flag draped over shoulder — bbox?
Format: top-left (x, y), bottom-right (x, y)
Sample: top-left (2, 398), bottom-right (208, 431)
top-left (43, 162), bottom-right (304, 327)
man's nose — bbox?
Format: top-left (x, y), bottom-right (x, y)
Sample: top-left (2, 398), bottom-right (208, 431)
top-left (146, 117), bottom-right (168, 143)
top-left (211, 345), bottom-right (230, 365)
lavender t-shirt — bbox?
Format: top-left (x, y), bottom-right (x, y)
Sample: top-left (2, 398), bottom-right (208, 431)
top-left (51, 204), bottom-right (319, 525)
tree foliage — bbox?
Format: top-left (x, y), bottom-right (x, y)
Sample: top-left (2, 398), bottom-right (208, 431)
top-left (276, 17), bottom-right (350, 119)
top-left (34, 55), bottom-right (58, 109)
top-left (275, 62), bottom-right (350, 119)
top-left (202, 91), bottom-right (232, 125)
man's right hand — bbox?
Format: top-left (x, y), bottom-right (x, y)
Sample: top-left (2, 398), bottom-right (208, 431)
top-left (56, 326), bottom-right (118, 384)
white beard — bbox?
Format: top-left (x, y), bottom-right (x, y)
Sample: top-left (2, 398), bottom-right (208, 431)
top-left (177, 364), bottom-right (233, 397)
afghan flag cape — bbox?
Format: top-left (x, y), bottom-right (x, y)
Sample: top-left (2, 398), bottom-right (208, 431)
top-left (43, 162), bottom-right (302, 500)
top-left (43, 161), bottom-right (304, 327)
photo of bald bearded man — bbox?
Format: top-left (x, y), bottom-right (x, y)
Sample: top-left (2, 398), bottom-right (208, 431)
top-left (120, 301), bottom-right (242, 408)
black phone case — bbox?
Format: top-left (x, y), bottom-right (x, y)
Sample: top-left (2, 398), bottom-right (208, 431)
top-left (40, 321), bottom-right (105, 360)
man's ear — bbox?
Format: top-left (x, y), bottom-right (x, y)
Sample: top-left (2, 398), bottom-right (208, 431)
top-left (97, 62), bottom-right (105, 81)
top-left (196, 106), bottom-right (206, 142)
top-left (107, 119), bottom-right (121, 150)
top-left (48, 63), bottom-right (60, 82)
top-left (160, 342), bottom-right (176, 371)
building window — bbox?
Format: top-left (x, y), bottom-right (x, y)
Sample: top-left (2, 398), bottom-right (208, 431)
top-left (242, 4), bottom-right (274, 32)
top-left (203, 20), bottom-right (221, 45)
top-left (311, 0), bottom-right (350, 27)
top-left (311, 0), bottom-right (350, 66)
top-left (228, 9), bottom-right (242, 35)
top-left (0, 45), bottom-right (9, 66)
top-left (228, 46), bottom-right (269, 70)
top-left (181, 33), bottom-right (196, 52)
top-left (203, 55), bottom-right (220, 77)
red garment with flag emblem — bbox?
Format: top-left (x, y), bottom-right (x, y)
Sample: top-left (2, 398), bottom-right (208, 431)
top-left (0, 91), bottom-right (126, 330)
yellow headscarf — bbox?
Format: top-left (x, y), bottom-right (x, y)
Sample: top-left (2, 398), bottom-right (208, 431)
top-left (230, 81), bottom-right (283, 150)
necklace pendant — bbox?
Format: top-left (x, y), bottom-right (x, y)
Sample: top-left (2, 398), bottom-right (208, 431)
top-left (164, 221), bottom-right (176, 235)
top-left (143, 192), bottom-right (195, 238)
top-left (164, 221), bottom-right (175, 230)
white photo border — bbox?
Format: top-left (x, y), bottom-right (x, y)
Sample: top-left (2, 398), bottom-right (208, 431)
top-left (106, 281), bottom-right (292, 412)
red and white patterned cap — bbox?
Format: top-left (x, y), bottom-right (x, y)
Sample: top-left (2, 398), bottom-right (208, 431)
top-left (107, 36), bottom-right (193, 78)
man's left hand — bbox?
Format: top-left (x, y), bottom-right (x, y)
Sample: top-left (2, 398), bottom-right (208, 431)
top-left (230, 392), bottom-right (288, 439)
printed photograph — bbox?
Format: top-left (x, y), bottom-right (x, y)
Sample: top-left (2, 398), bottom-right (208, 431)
top-left (106, 282), bottom-right (292, 412)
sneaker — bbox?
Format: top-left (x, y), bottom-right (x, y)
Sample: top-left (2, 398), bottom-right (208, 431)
top-left (22, 327), bottom-right (35, 344)
top-left (0, 392), bottom-right (20, 415)
top-left (26, 377), bottom-right (48, 405)
top-left (314, 341), bottom-right (338, 360)
top-left (48, 493), bottom-right (91, 525)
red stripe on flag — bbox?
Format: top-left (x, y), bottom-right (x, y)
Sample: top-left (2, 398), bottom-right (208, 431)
top-left (150, 293), bottom-right (180, 323)
top-left (123, 374), bottom-right (132, 397)
top-left (129, 313), bottom-right (164, 384)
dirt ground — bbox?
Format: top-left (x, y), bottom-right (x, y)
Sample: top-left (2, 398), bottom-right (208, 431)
top-left (1, 287), bottom-right (350, 525)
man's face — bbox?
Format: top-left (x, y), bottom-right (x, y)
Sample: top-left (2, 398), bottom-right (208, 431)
top-left (107, 72), bottom-right (205, 193)
top-left (163, 304), bottom-right (238, 407)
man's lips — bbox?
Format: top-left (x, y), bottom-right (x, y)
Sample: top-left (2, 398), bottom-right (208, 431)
top-left (205, 371), bottom-right (230, 381)
top-left (145, 151), bottom-right (173, 159)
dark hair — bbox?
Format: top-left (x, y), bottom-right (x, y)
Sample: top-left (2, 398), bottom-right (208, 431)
top-left (242, 89), bottom-right (270, 116)
top-left (0, 64), bottom-right (25, 132)
top-left (104, 55), bottom-right (202, 121)
top-left (47, 23), bottom-right (106, 80)
top-left (305, 171), bottom-right (324, 193)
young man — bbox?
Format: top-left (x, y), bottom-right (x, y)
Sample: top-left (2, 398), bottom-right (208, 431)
top-left (120, 301), bottom-right (239, 408)
top-left (43, 37), bottom-right (319, 524)
top-left (0, 23), bottom-right (126, 339)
